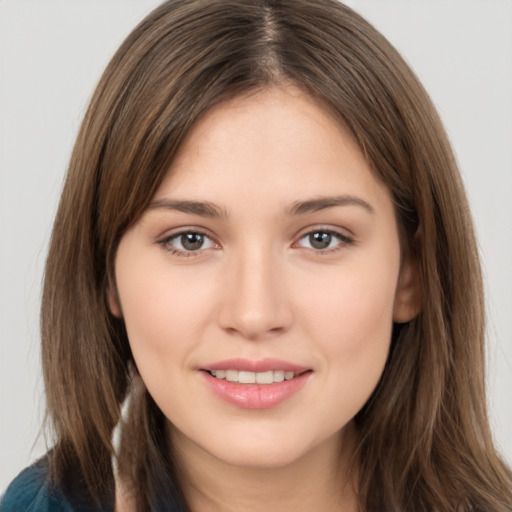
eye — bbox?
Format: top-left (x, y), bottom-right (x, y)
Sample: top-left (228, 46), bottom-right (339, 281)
top-left (160, 230), bottom-right (218, 255)
top-left (295, 230), bottom-right (353, 251)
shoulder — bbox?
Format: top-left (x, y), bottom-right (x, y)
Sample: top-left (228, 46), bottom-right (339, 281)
top-left (0, 459), bottom-right (73, 512)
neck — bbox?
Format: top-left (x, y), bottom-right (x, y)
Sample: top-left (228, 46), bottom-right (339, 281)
top-left (172, 422), bottom-right (359, 512)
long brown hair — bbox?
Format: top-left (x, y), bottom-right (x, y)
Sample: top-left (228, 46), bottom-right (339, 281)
top-left (41, 1), bottom-right (512, 510)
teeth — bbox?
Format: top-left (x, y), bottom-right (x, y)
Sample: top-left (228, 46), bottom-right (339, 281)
top-left (255, 371), bottom-right (273, 384)
top-left (273, 370), bottom-right (284, 382)
top-left (238, 371), bottom-right (256, 384)
top-left (209, 369), bottom-right (298, 384)
top-left (225, 369), bottom-right (239, 382)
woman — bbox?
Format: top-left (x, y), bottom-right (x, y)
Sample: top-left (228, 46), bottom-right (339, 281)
top-left (2, 0), bottom-right (511, 511)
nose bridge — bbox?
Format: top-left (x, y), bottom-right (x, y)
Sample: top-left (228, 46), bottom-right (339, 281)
top-left (218, 240), bottom-right (292, 339)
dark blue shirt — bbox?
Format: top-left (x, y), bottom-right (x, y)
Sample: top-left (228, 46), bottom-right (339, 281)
top-left (0, 460), bottom-right (113, 512)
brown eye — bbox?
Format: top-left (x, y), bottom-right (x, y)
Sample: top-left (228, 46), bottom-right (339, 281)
top-left (161, 230), bottom-right (217, 255)
top-left (296, 229), bottom-right (353, 252)
top-left (181, 232), bottom-right (205, 251)
top-left (309, 232), bottom-right (332, 250)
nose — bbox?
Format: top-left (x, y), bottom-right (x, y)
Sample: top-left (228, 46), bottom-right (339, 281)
top-left (217, 245), bottom-right (294, 340)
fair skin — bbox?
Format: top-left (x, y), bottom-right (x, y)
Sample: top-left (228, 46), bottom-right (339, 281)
top-left (112, 86), bottom-right (419, 512)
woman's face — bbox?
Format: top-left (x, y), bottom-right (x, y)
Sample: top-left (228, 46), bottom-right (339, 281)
top-left (111, 86), bottom-right (418, 469)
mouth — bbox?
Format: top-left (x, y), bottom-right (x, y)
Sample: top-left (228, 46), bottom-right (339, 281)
top-left (200, 359), bottom-right (312, 409)
top-left (205, 369), bottom-right (307, 384)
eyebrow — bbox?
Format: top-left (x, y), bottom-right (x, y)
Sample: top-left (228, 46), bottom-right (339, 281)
top-left (147, 199), bottom-right (228, 218)
top-left (147, 195), bottom-right (374, 219)
top-left (288, 195), bottom-right (375, 216)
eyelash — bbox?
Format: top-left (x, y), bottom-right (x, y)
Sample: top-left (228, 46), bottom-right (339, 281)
top-left (158, 228), bottom-right (354, 258)
top-left (293, 229), bottom-right (354, 254)
top-left (158, 229), bottom-right (218, 258)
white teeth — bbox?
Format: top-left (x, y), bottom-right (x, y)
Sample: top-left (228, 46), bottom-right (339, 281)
top-left (225, 369), bottom-right (239, 382)
top-left (273, 370), bottom-right (284, 382)
top-left (255, 371), bottom-right (274, 384)
top-left (209, 369), bottom-right (299, 384)
top-left (238, 371), bottom-right (256, 384)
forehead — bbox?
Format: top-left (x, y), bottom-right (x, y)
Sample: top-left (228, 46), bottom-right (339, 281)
top-left (152, 86), bottom-right (393, 219)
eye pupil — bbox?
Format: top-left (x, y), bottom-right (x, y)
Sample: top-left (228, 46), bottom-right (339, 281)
top-left (181, 233), bottom-right (204, 250)
top-left (309, 232), bottom-right (331, 249)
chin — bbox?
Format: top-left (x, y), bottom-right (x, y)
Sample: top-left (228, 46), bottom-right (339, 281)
top-left (213, 444), bottom-right (313, 470)
top-left (194, 423), bottom-right (343, 471)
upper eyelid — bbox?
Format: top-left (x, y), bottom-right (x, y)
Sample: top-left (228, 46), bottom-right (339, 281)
top-left (158, 226), bottom-right (217, 242)
top-left (295, 230), bottom-right (353, 245)
top-left (293, 224), bottom-right (355, 241)
top-left (158, 228), bottom-right (220, 254)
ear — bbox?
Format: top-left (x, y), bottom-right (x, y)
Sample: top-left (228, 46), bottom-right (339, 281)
top-left (107, 278), bottom-right (123, 318)
top-left (393, 251), bottom-right (422, 324)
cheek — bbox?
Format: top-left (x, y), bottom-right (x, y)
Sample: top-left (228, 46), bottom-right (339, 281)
top-left (300, 254), bottom-right (399, 391)
top-left (115, 254), bottom-right (220, 368)
top-left (305, 261), bottom-right (397, 342)
top-left (298, 268), bottom-right (397, 427)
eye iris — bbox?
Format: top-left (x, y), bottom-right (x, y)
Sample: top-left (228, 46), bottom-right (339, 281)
top-left (309, 232), bottom-right (331, 249)
top-left (181, 233), bottom-right (204, 250)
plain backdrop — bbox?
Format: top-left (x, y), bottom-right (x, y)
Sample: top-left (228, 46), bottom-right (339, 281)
top-left (1, 0), bottom-right (511, 494)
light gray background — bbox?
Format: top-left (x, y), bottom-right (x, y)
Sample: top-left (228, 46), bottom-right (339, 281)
top-left (1, 0), bottom-right (511, 494)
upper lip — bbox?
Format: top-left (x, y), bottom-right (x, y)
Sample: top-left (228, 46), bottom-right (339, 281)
top-left (202, 357), bottom-right (309, 373)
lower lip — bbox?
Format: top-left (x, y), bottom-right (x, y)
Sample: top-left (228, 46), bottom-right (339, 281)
top-left (201, 371), bottom-right (311, 409)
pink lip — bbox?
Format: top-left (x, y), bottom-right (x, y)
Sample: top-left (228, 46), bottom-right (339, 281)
top-left (203, 357), bottom-right (308, 373)
top-left (199, 358), bottom-right (312, 409)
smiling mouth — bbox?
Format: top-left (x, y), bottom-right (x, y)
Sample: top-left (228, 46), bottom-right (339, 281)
top-left (206, 369), bottom-right (308, 384)
top-left (202, 365), bottom-right (312, 408)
